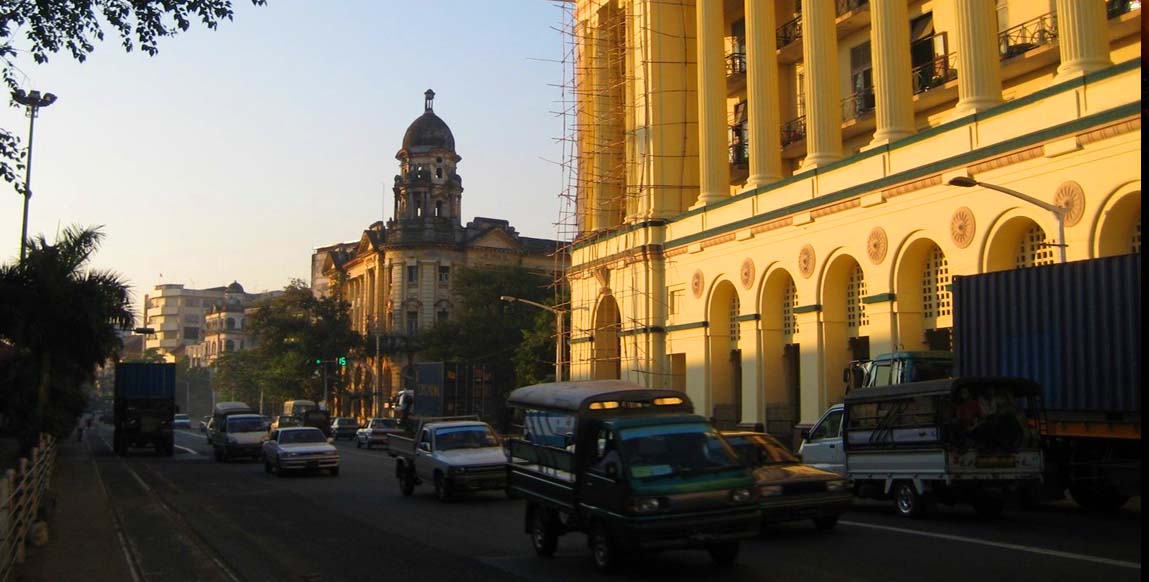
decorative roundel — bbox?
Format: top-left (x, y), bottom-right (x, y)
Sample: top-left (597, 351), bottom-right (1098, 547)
top-left (867, 227), bottom-right (888, 264)
top-left (1053, 181), bottom-right (1086, 227)
top-left (691, 270), bottom-right (704, 298)
top-left (739, 259), bottom-right (755, 289)
top-left (798, 245), bottom-right (816, 279)
top-left (950, 207), bottom-right (976, 249)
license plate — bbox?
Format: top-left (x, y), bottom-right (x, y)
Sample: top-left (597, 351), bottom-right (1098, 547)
top-left (975, 456), bottom-right (1014, 468)
top-left (306, 461), bottom-right (319, 469)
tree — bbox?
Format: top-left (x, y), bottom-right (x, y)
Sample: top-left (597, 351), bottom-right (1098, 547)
top-left (1, 1), bottom-right (266, 188)
top-left (0, 225), bottom-right (133, 446)
top-left (420, 266), bottom-right (556, 394)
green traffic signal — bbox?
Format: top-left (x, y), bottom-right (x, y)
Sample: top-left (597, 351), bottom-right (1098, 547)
top-left (338, 356), bottom-right (347, 366)
top-left (315, 358), bottom-right (322, 365)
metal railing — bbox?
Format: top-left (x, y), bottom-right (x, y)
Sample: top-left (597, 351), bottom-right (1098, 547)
top-left (841, 89), bottom-right (876, 122)
top-left (1, 434), bottom-right (57, 582)
top-left (777, 15), bottom-right (802, 48)
top-left (999, 13), bottom-right (1058, 61)
top-left (1107, 0), bottom-right (1141, 19)
top-left (780, 116), bottom-right (807, 147)
top-left (912, 52), bottom-right (958, 95)
top-left (836, 0), bottom-right (870, 16)
top-left (729, 141), bottom-right (749, 167)
top-left (726, 52), bottom-right (746, 76)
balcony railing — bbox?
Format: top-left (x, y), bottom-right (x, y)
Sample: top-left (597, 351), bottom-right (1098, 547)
top-left (912, 52), bottom-right (958, 95)
top-left (777, 15), bottom-right (802, 48)
top-left (1107, 0), bottom-right (1141, 19)
top-left (836, 0), bottom-right (869, 16)
top-left (841, 89), bottom-right (876, 122)
top-left (999, 13), bottom-right (1058, 61)
top-left (729, 141), bottom-right (749, 167)
top-left (726, 52), bottom-right (746, 76)
top-left (780, 116), bottom-right (807, 147)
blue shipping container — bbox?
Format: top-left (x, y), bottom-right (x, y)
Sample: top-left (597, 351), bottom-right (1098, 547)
top-left (114, 363), bottom-right (176, 400)
top-left (953, 254), bottom-right (1141, 416)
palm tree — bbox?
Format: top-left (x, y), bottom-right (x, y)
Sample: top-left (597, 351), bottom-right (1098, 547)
top-left (0, 225), bottom-right (134, 445)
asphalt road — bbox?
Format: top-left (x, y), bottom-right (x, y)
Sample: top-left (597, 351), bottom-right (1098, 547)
top-left (87, 426), bottom-right (1141, 582)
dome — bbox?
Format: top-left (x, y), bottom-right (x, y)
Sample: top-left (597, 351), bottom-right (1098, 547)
top-left (225, 281), bottom-right (245, 294)
top-left (400, 89), bottom-right (455, 154)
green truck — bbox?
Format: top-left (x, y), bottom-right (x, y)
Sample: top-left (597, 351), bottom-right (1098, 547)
top-left (113, 362), bottom-right (176, 456)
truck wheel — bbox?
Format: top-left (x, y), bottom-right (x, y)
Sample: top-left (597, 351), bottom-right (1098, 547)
top-left (400, 469), bottom-right (416, 496)
top-left (972, 496), bottom-right (1005, 519)
top-left (589, 524), bottom-right (619, 572)
top-left (530, 506), bottom-right (558, 557)
top-left (1069, 483), bottom-right (1129, 512)
top-left (894, 482), bottom-right (926, 517)
top-left (434, 473), bottom-right (452, 502)
top-left (708, 542), bottom-right (740, 566)
top-left (813, 516), bottom-right (839, 531)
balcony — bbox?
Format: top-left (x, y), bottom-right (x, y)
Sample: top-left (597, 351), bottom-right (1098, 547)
top-left (835, 0), bottom-right (871, 36)
top-left (1107, 0), bottom-right (1141, 40)
top-left (729, 126), bottom-right (749, 184)
top-left (840, 89), bottom-right (877, 140)
top-left (726, 50), bottom-right (747, 94)
top-left (776, 15), bottom-right (802, 64)
top-left (998, 14), bottom-right (1061, 81)
top-left (780, 116), bottom-right (807, 150)
top-left (911, 52), bottom-right (959, 111)
top-left (1107, 0), bottom-right (1141, 19)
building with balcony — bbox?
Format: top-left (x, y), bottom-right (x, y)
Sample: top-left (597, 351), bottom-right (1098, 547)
top-left (567, 0), bottom-right (1141, 442)
top-left (315, 90), bottom-right (567, 418)
top-left (143, 281), bottom-right (280, 362)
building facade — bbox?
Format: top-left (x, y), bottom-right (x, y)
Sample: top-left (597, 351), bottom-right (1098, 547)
top-left (318, 90), bottom-right (566, 418)
top-left (144, 281), bottom-right (278, 362)
top-left (567, 0), bottom-right (1141, 440)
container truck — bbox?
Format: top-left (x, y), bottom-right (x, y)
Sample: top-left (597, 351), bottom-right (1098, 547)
top-left (394, 363), bottom-right (501, 430)
top-left (113, 362), bottom-right (176, 456)
top-left (842, 254), bottom-right (1140, 510)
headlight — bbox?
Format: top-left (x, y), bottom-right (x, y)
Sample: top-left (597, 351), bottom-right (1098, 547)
top-left (826, 480), bottom-right (848, 492)
top-left (759, 485), bottom-right (783, 497)
top-left (731, 488), bottom-right (754, 503)
top-left (628, 497), bottom-right (663, 513)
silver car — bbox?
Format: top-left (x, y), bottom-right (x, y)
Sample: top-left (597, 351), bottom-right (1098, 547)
top-left (262, 427), bottom-right (340, 477)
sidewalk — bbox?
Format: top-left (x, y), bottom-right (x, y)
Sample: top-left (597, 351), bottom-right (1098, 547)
top-left (15, 433), bottom-right (134, 582)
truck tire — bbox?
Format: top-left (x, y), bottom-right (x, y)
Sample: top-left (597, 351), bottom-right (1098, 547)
top-left (530, 506), bottom-right (558, 557)
top-left (708, 542), bottom-right (740, 566)
top-left (1069, 483), bottom-right (1129, 512)
top-left (589, 524), bottom-right (620, 572)
top-left (434, 472), bottom-right (452, 502)
top-left (894, 482), bottom-right (927, 517)
top-left (400, 468), bottom-right (416, 496)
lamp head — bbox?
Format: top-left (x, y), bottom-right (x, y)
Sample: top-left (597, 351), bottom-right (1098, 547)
top-left (499, 296), bottom-right (516, 303)
top-left (948, 176), bottom-right (979, 188)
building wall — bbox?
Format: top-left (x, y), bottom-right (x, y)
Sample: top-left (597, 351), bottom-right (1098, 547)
top-left (568, 0), bottom-right (1142, 438)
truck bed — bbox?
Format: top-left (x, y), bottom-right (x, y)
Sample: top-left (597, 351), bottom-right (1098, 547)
top-left (506, 440), bottom-right (577, 509)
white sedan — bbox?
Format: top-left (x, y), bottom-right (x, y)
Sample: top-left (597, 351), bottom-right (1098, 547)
top-left (262, 427), bottom-right (340, 477)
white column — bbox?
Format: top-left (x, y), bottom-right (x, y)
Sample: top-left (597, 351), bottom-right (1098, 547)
top-left (953, 0), bottom-right (1003, 116)
top-left (798, 0), bottom-right (843, 171)
top-left (693, 0), bottom-right (730, 207)
top-left (1055, 0), bottom-right (1112, 78)
top-left (868, 0), bottom-right (915, 146)
top-left (745, 0), bottom-right (782, 187)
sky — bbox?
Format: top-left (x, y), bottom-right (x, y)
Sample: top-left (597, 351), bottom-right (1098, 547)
top-left (1, 0), bottom-right (569, 307)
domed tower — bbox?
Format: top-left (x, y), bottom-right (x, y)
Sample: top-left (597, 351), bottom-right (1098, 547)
top-left (392, 89), bottom-right (464, 234)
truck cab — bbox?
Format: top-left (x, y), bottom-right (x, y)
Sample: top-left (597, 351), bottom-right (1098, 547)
top-left (209, 403), bottom-right (266, 461)
top-left (845, 351), bottom-right (954, 391)
top-left (506, 380), bottom-right (759, 571)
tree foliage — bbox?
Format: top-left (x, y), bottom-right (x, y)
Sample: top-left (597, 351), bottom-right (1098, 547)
top-left (211, 281), bottom-right (360, 411)
top-left (0, 225), bottom-right (133, 446)
top-left (420, 266), bottom-right (556, 394)
top-left (1, 0), bottom-right (266, 187)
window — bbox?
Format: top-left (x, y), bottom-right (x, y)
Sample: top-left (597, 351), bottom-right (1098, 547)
top-left (183, 327), bottom-right (200, 341)
top-left (729, 295), bottom-right (740, 348)
top-left (846, 264), bottom-right (869, 329)
top-left (407, 265), bottom-right (419, 283)
top-left (226, 318), bottom-right (236, 331)
top-left (435, 168), bottom-right (443, 179)
top-left (434, 200), bottom-right (443, 216)
top-left (849, 42), bottom-right (875, 118)
top-left (225, 339), bottom-right (235, 352)
top-left (668, 289), bottom-right (683, 316)
top-left (783, 278), bottom-right (799, 336)
top-left (438, 266), bottom-right (450, 284)
top-left (810, 410), bottom-right (843, 440)
top-left (406, 311), bottom-right (419, 334)
top-left (437, 309), bottom-right (449, 323)
top-left (922, 245), bottom-right (951, 321)
top-left (1015, 224), bottom-right (1055, 268)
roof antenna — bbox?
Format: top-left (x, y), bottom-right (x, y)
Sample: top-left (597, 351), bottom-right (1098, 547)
top-left (424, 89), bottom-right (435, 112)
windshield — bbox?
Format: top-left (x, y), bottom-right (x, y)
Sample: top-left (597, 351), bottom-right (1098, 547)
top-left (228, 417), bottom-right (267, 433)
top-left (370, 419), bottom-right (397, 429)
top-left (618, 423), bottom-right (740, 480)
top-left (281, 429), bottom-right (326, 444)
top-left (174, 414), bottom-right (189, 420)
top-left (435, 426), bottom-right (500, 450)
top-left (727, 434), bottom-right (800, 466)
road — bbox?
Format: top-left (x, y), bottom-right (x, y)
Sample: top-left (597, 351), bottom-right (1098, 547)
top-left (86, 425), bottom-right (1141, 582)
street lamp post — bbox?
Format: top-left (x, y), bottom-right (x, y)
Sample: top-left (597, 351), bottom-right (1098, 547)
top-left (947, 176), bottom-right (1068, 264)
top-left (11, 89), bottom-right (58, 263)
top-left (500, 295), bottom-right (565, 382)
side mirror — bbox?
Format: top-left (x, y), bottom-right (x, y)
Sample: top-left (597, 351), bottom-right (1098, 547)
top-left (418, 442), bottom-right (431, 452)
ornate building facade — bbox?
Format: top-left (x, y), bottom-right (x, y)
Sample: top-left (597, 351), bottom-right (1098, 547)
top-left (318, 91), bottom-right (565, 418)
top-left (567, 0), bottom-right (1141, 440)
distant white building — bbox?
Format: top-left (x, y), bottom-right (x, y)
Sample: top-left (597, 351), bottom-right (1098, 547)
top-left (143, 281), bottom-right (279, 362)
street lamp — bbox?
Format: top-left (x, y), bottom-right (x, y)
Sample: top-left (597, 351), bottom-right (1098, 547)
top-left (11, 89), bottom-right (58, 263)
top-left (947, 176), bottom-right (1067, 264)
top-left (133, 326), bottom-right (155, 361)
top-left (501, 295), bottom-right (566, 382)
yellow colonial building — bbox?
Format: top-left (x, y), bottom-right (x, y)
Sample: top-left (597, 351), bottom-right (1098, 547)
top-left (566, 0), bottom-right (1141, 441)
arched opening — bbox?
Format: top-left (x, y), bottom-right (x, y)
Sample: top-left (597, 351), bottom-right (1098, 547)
top-left (708, 281), bottom-right (741, 428)
top-left (225, 339), bottom-right (235, 352)
top-left (1096, 190), bottom-right (1141, 257)
top-left (592, 295), bottom-right (621, 380)
top-left (822, 255), bottom-right (869, 407)
top-left (986, 215), bottom-right (1055, 272)
top-left (894, 239), bottom-right (953, 352)
top-left (760, 269), bottom-right (801, 447)
top-left (226, 318), bottom-right (236, 331)
top-left (435, 200), bottom-right (444, 217)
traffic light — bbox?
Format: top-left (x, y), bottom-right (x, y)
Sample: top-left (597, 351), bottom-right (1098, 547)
top-left (338, 356), bottom-right (347, 367)
top-left (315, 358), bottom-right (322, 365)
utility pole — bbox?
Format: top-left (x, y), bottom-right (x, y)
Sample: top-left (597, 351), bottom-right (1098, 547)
top-left (11, 89), bottom-right (57, 263)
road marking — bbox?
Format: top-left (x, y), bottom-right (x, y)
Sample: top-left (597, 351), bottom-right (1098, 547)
top-left (840, 520), bottom-right (1141, 570)
top-left (86, 438), bottom-right (144, 582)
top-left (174, 444), bottom-right (200, 455)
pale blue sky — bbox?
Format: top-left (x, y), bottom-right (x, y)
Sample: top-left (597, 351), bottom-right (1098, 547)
top-left (1, 1), bottom-right (566, 306)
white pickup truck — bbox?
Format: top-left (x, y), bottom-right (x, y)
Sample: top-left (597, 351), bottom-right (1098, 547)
top-left (387, 417), bottom-right (508, 501)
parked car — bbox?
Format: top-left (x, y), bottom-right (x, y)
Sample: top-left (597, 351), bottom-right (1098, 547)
top-left (199, 415), bottom-right (211, 433)
top-left (262, 427), bottom-right (340, 476)
top-left (330, 417), bottom-right (360, 440)
top-left (269, 415), bottom-right (302, 432)
top-left (722, 431), bottom-right (851, 531)
top-left (355, 418), bottom-right (402, 449)
top-left (173, 414), bottom-right (191, 429)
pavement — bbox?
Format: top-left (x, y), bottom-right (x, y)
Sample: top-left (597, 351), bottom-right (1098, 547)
top-left (15, 432), bottom-right (134, 582)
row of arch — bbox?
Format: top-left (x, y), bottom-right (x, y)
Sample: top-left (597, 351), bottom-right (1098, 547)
top-left (589, 190), bottom-right (1140, 439)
